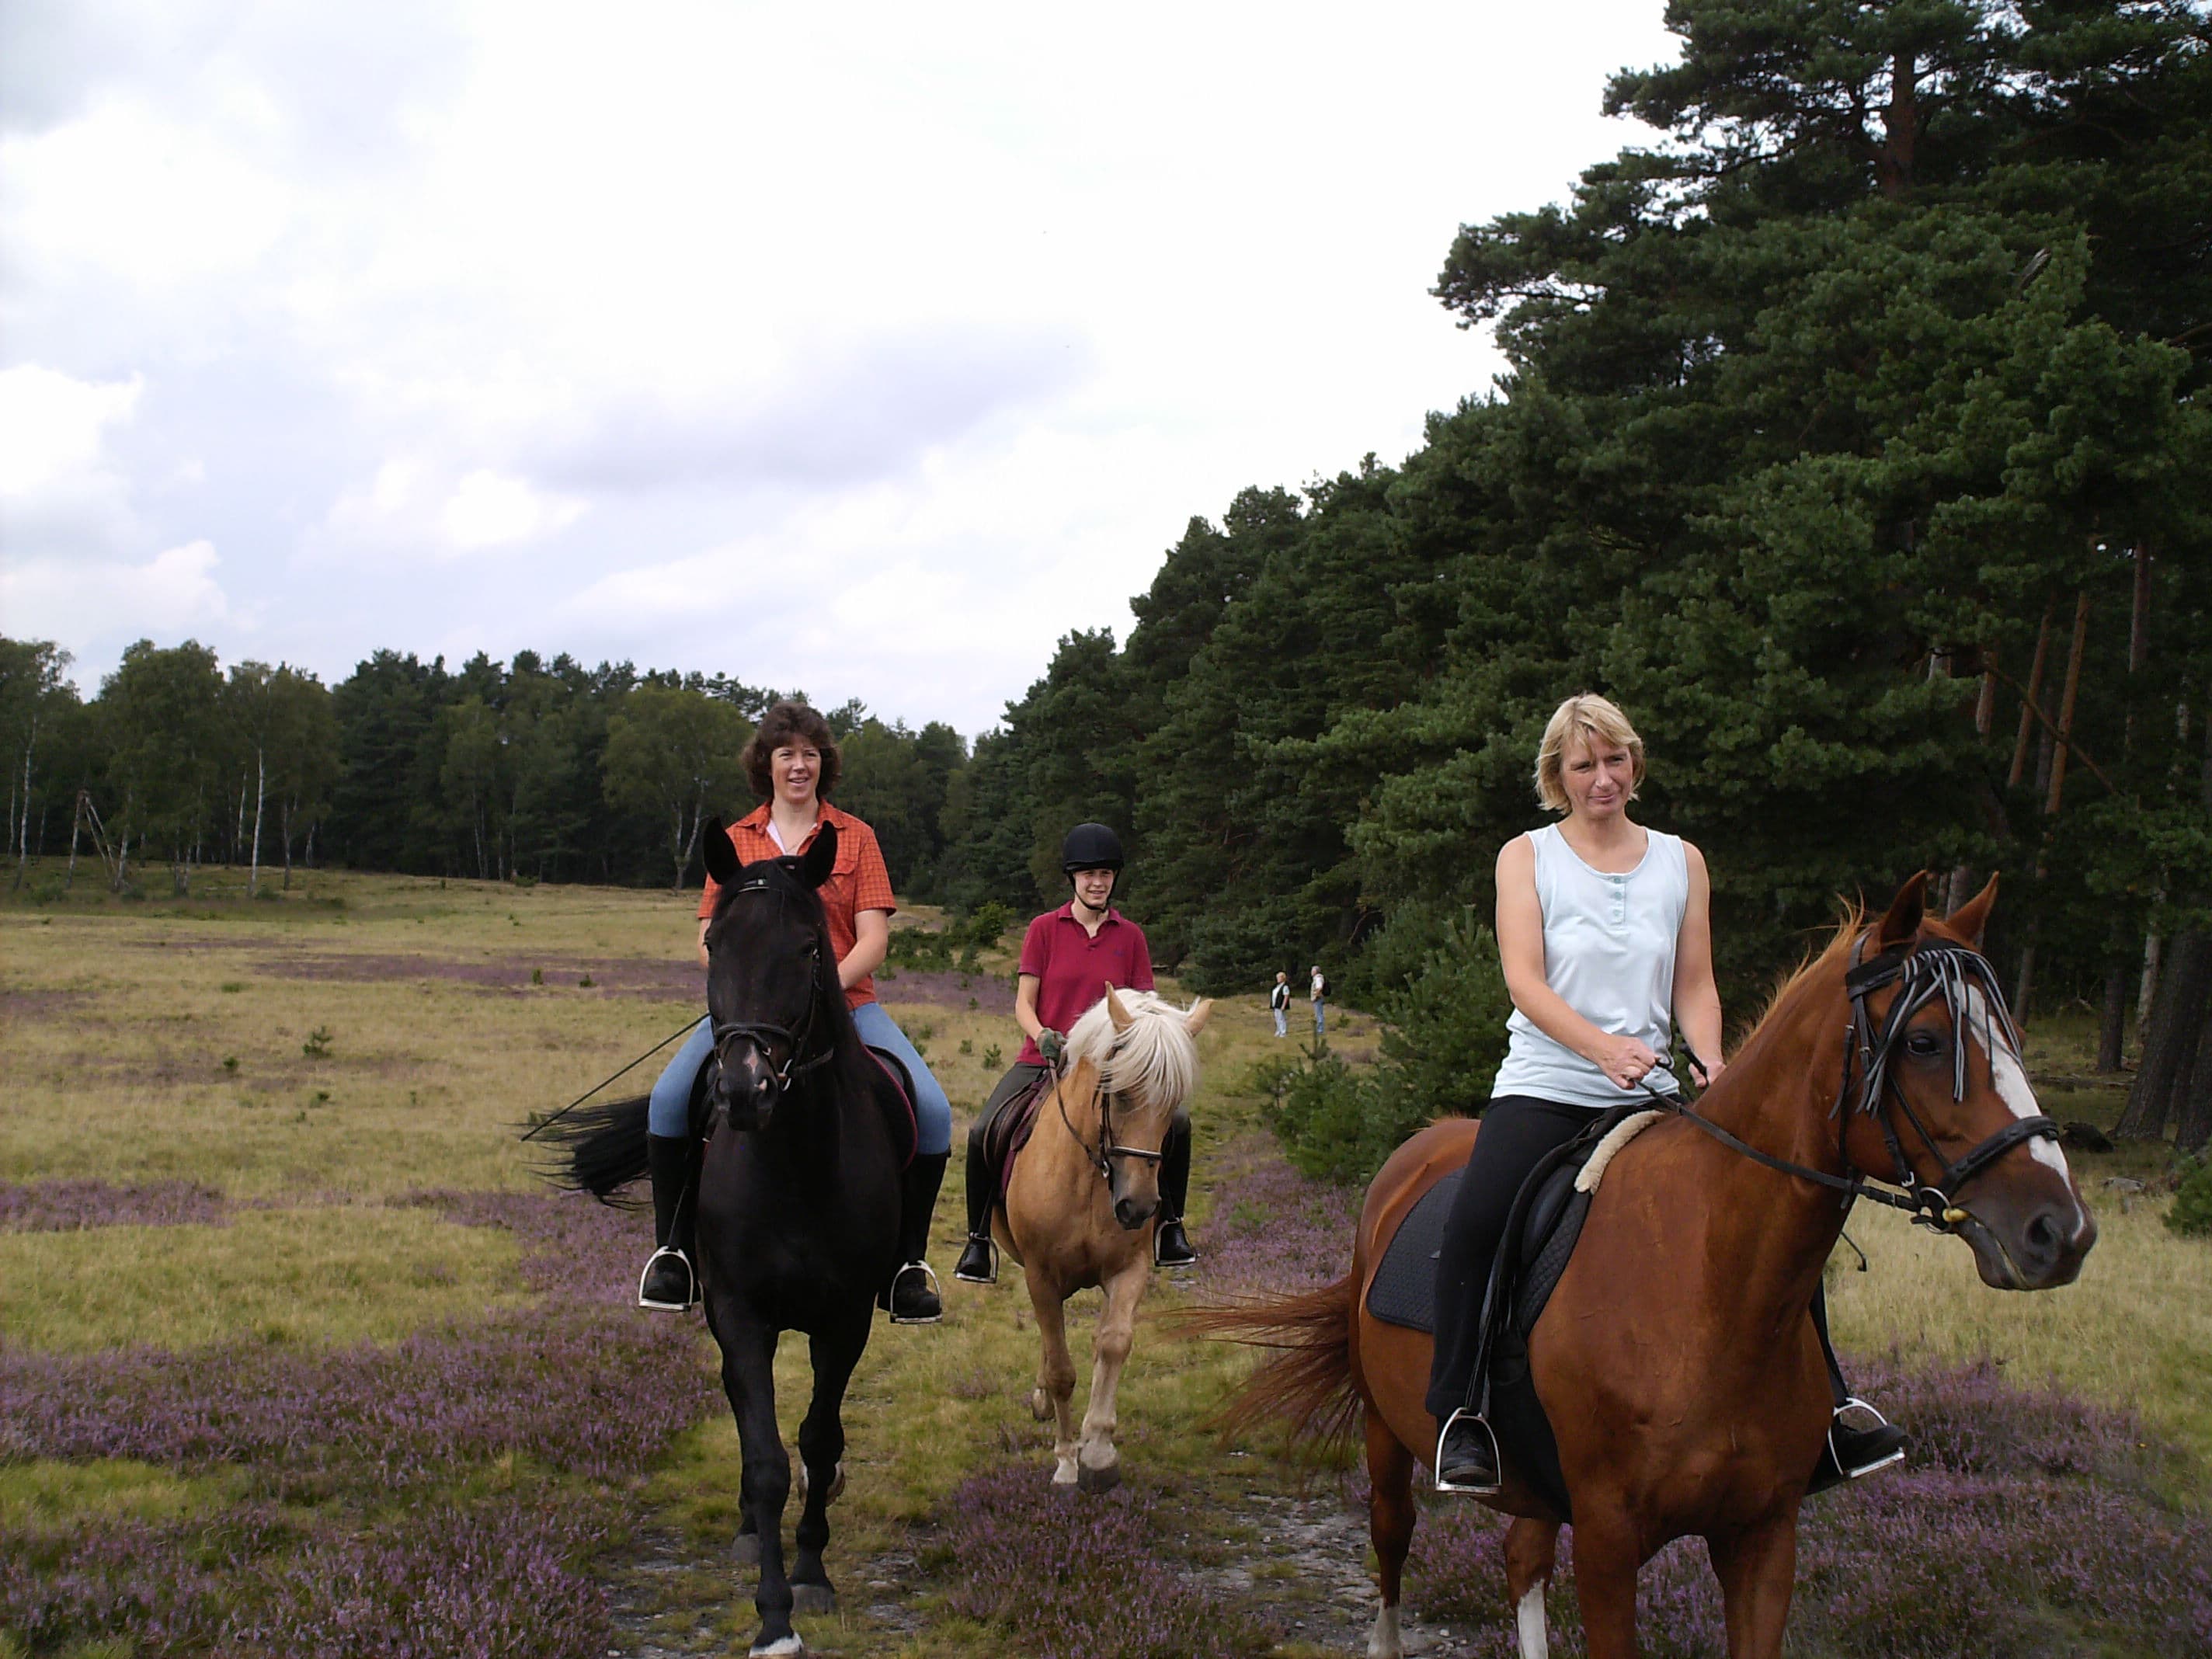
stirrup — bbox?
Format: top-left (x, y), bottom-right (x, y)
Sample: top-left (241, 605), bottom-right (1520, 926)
top-left (1825, 1396), bottom-right (1907, 1480)
top-left (1432, 1407), bottom-right (1502, 1495)
top-left (887, 1260), bottom-right (943, 1325)
top-left (954, 1235), bottom-right (998, 1284)
top-left (637, 1246), bottom-right (697, 1312)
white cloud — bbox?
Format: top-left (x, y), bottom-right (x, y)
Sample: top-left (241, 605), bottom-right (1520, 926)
top-left (0, 363), bottom-right (141, 496)
top-left (1, 537), bottom-right (228, 648)
top-left (439, 469), bottom-right (586, 551)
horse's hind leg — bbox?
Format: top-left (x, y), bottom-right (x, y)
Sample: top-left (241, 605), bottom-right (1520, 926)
top-left (1504, 1518), bottom-right (1559, 1659)
top-left (1363, 1408), bottom-right (1417, 1659)
top-left (788, 1313), bottom-right (870, 1616)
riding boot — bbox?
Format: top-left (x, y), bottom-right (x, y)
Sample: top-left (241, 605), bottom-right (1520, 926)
top-left (638, 1132), bottom-right (699, 1311)
top-left (885, 1150), bottom-right (948, 1323)
top-left (1153, 1116), bottom-right (1198, 1268)
top-left (1808, 1284), bottom-right (1906, 1489)
top-left (954, 1126), bottom-right (996, 1284)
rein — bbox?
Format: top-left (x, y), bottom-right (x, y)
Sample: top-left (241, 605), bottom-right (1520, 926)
top-left (1650, 934), bottom-right (2058, 1235)
top-left (709, 875), bottom-right (838, 1094)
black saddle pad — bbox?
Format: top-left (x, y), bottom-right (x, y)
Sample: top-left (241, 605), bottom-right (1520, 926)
top-left (1366, 1169), bottom-right (1462, 1333)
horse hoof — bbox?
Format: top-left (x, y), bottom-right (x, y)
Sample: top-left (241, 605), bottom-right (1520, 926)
top-left (732, 1532), bottom-right (761, 1568)
top-left (1051, 1461), bottom-right (1079, 1488)
top-left (792, 1583), bottom-right (836, 1616)
top-left (1076, 1459), bottom-right (1121, 1494)
top-left (748, 1633), bottom-right (803, 1658)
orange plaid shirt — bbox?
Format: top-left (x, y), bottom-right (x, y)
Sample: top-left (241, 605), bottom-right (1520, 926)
top-left (697, 802), bottom-right (896, 1010)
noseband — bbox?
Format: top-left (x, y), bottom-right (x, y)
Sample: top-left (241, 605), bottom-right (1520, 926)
top-left (708, 877), bottom-right (836, 1094)
top-left (1657, 934), bottom-right (2058, 1233)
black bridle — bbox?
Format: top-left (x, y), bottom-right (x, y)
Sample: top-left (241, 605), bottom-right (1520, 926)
top-left (708, 876), bottom-right (837, 1094)
top-left (1049, 1048), bottom-right (1169, 1184)
top-left (1654, 934), bottom-right (2059, 1234)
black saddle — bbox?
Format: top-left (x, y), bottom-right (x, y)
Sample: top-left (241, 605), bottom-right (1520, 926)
top-left (1368, 1101), bottom-right (1651, 1518)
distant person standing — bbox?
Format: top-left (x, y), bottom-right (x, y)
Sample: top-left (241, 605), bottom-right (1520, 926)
top-left (1269, 971), bottom-right (1291, 1038)
top-left (1309, 965), bottom-right (1327, 1035)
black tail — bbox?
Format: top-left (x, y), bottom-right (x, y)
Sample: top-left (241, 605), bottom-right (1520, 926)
top-left (526, 1093), bottom-right (653, 1208)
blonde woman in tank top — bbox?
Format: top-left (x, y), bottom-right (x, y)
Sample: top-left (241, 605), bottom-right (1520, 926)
top-left (1427, 694), bottom-right (1905, 1494)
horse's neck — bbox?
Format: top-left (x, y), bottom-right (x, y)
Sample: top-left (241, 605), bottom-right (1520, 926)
top-left (1679, 978), bottom-right (1854, 1299)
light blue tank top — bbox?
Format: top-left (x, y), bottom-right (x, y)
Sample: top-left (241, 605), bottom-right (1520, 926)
top-left (1490, 823), bottom-right (1690, 1109)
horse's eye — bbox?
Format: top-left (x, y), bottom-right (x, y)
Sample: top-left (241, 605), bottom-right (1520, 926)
top-left (1904, 1029), bottom-right (1945, 1059)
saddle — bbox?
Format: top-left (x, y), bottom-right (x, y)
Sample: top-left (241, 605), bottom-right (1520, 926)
top-left (1367, 1101), bottom-right (1660, 1519)
top-left (979, 1069), bottom-right (1056, 1208)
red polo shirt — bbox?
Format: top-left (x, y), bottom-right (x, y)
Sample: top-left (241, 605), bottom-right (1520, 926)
top-left (697, 802), bottom-right (896, 1010)
top-left (1016, 904), bottom-right (1155, 1064)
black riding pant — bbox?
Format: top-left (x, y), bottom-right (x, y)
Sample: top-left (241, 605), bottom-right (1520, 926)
top-left (1424, 1094), bottom-right (1596, 1422)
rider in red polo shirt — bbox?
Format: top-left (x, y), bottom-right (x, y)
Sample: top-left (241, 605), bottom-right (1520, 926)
top-left (952, 823), bottom-right (1199, 1284)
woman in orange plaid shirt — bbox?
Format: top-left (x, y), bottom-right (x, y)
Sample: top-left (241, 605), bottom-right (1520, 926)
top-left (636, 700), bottom-right (952, 1323)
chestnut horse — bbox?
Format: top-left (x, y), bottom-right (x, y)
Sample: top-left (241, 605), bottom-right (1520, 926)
top-left (994, 987), bottom-right (1212, 1490)
top-left (1197, 875), bottom-right (2095, 1658)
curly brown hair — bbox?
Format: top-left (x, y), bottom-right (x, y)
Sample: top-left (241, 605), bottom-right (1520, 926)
top-left (742, 701), bottom-right (842, 799)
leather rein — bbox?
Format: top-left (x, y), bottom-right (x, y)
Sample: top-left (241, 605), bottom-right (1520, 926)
top-left (1652, 934), bottom-right (2059, 1235)
top-left (708, 876), bottom-right (838, 1093)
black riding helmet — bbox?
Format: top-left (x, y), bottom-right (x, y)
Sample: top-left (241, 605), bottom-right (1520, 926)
top-left (1060, 822), bottom-right (1125, 874)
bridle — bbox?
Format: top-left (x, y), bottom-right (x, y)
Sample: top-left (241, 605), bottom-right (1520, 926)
top-left (707, 876), bottom-right (836, 1094)
top-left (1655, 933), bottom-right (2059, 1234)
top-left (1050, 1047), bottom-right (1168, 1184)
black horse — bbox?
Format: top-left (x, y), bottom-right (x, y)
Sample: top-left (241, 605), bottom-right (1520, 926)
top-left (539, 819), bottom-right (909, 1657)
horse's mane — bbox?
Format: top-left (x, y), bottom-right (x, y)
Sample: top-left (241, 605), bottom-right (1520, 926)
top-left (1066, 989), bottom-right (1200, 1108)
top-left (1740, 903), bottom-right (1866, 1045)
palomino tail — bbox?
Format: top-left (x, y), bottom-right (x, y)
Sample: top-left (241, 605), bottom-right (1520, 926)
top-left (1181, 1274), bottom-right (1362, 1455)
top-left (525, 1094), bottom-right (652, 1207)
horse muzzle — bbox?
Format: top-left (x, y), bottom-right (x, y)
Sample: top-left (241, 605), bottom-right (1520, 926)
top-left (1112, 1194), bottom-right (1160, 1231)
top-left (714, 1055), bottom-right (780, 1133)
top-left (1957, 1193), bottom-right (2097, 1291)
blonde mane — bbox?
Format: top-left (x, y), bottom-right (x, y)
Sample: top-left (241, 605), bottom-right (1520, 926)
top-left (1065, 989), bottom-right (1201, 1110)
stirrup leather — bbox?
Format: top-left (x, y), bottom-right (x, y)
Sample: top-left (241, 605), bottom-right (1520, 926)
top-left (887, 1260), bottom-right (943, 1325)
top-left (1827, 1396), bottom-right (1906, 1480)
top-left (1433, 1407), bottom-right (1502, 1495)
top-left (637, 1245), bottom-right (697, 1311)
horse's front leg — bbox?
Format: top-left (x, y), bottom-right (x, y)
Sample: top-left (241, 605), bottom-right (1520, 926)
top-left (1504, 1517), bottom-right (1560, 1659)
top-left (1022, 1260), bottom-right (1080, 1485)
top-left (1706, 1508), bottom-right (1800, 1659)
top-left (1073, 1256), bottom-right (1149, 1493)
top-left (717, 1312), bottom-right (800, 1657)
top-left (1567, 1501), bottom-right (1647, 1659)
top-left (788, 1310), bottom-right (870, 1616)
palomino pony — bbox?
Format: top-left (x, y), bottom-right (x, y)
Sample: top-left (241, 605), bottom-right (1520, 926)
top-left (994, 987), bottom-right (1212, 1491)
top-left (540, 821), bottom-right (909, 1659)
top-left (1198, 875), bottom-right (2095, 1659)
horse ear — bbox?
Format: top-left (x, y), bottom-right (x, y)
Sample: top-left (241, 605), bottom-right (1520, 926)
top-left (801, 820), bottom-right (838, 889)
top-left (1875, 871), bottom-right (1930, 953)
top-left (1183, 997), bottom-right (1214, 1037)
top-left (1946, 873), bottom-right (2000, 949)
top-left (1104, 986), bottom-right (1134, 1031)
top-left (701, 818), bottom-right (739, 887)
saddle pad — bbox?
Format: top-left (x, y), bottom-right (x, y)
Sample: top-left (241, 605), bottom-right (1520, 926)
top-left (865, 1045), bottom-right (919, 1168)
top-left (984, 1072), bottom-right (1053, 1203)
top-left (1365, 1168), bottom-right (1463, 1333)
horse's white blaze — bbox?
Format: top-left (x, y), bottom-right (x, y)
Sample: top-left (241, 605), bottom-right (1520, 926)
top-left (1965, 986), bottom-right (2071, 1181)
top-left (1366, 1603), bottom-right (1402, 1659)
top-left (1516, 1584), bottom-right (1549, 1658)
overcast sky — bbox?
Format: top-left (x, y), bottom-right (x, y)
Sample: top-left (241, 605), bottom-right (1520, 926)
top-left (1, 0), bottom-right (1675, 736)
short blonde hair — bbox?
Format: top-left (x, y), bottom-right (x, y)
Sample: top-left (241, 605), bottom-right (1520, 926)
top-left (1533, 694), bottom-right (1645, 813)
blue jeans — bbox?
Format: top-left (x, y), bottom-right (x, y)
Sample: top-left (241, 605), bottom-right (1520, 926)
top-left (1313, 1000), bottom-right (1326, 1035)
top-left (646, 1003), bottom-right (953, 1156)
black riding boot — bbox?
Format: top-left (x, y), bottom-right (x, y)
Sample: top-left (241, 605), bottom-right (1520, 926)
top-left (1153, 1117), bottom-right (1198, 1268)
top-left (885, 1150), bottom-right (948, 1323)
top-left (638, 1132), bottom-right (699, 1311)
top-left (954, 1125), bottom-right (996, 1283)
top-left (1809, 1284), bottom-right (1906, 1488)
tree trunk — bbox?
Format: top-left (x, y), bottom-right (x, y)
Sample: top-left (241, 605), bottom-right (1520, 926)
top-left (248, 748), bottom-right (266, 898)
top-left (2008, 602), bottom-right (2055, 789)
top-left (2179, 1003), bottom-right (2212, 1154)
top-left (2119, 930), bottom-right (2212, 1140)
top-left (2097, 952), bottom-right (2130, 1073)
top-left (281, 796), bottom-right (294, 889)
